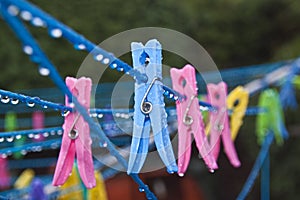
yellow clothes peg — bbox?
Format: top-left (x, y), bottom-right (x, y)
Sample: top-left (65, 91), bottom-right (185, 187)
top-left (293, 76), bottom-right (300, 90)
top-left (227, 86), bottom-right (249, 140)
top-left (58, 166), bottom-right (83, 200)
top-left (87, 172), bottom-right (108, 200)
top-left (14, 169), bottom-right (35, 189)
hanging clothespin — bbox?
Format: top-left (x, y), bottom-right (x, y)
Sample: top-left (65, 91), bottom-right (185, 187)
top-left (207, 82), bottom-right (241, 167)
top-left (170, 65), bottom-right (218, 176)
top-left (87, 172), bottom-right (108, 200)
top-left (4, 112), bottom-right (23, 159)
top-left (227, 86), bottom-right (249, 140)
top-left (127, 39), bottom-right (177, 174)
top-left (0, 157), bottom-right (10, 189)
top-left (29, 178), bottom-right (47, 200)
top-left (32, 111), bottom-right (45, 142)
top-left (14, 169), bottom-right (35, 189)
top-left (256, 89), bottom-right (288, 145)
top-left (53, 77), bottom-right (96, 189)
top-left (58, 165), bottom-right (83, 200)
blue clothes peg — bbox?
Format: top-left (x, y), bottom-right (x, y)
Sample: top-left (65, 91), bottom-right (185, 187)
top-left (127, 39), bottom-right (177, 174)
top-left (29, 178), bottom-right (47, 200)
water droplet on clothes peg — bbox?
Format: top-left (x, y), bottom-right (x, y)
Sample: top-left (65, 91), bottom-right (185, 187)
top-left (38, 66), bottom-right (50, 76)
top-left (174, 96), bottom-right (179, 101)
top-left (167, 168), bottom-right (175, 174)
top-left (1, 154), bottom-right (7, 159)
top-left (32, 17), bottom-right (45, 27)
top-left (74, 44), bottom-right (86, 50)
top-left (20, 10), bottom-right (32, 21)
top-left (6, 137), bottom-right (14, 142)
top-left (1, 96), bottom-right (10, 103)
top-left (7, 5), bottom-right (19, 16)
top-left (94, 54), bottom-right (103, 61)
top-left (209, 169), bottom-right (215, 173)
top-left (50, 28), bottom-right (63, 38)
top-left (11, 98), bottom-right (19, 105)
top-left (169, 93), bottom-right (174, 99)
top-left (178, 173), bottom-right (184, 177)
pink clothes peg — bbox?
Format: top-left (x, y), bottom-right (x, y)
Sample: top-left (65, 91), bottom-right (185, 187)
top-left (207, 82), bottom-right (240, 167)
top-left (170, 65), bottom-right (218, 176)
top-left (32, 111), bottom-right (45, 142)
top-left (0, 157), bottom-right (10, 189)
top-left (53, 77), bottom-right (96, 189)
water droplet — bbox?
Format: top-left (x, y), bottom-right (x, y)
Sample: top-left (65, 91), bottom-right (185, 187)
top-left (74, 44), bottom-right (86, 50)
top-left (97, 113), bottom-right (103, 118)
top-left (178, 173), bottom-right (184, 177)
top-left (50, 28), bottom-right (63, 38)
top-left (1, 96), bottom-right (10, 103)
top-left (21, 150), bottom-right (27, 155)
top-left (43, 132), bottom-right (49, 137)
top-left (6, 137), bottom-right (14, 142)
top-left (34, 134), bottom-right (40, 139)
top-left (169, 93), bottom-right (174, 99)
top-left (111, 63), bottom-right (117, 68)
top-left (1, 154), bottom-right (7, 159)
top-left (138, 187), bottom-right (145, 192)
top-left (57, 130), bottom-right (63, 135)
top-left (209, 169), bottom-right (215, 173)
top-left (103, 58), bottom-right (110, 64)
top-left (164, 90), bottom-right (170, 96)
top-left (61, 110), bottom-right (70, 117)
top-left (50, 131), bottom-right (56, 135)
top-left (16, 135), bottom-right (22, 140)
top-left (174, 96), bottom-right (179, 101)
top-left (117, 67), bottom-right (124, 71)
top-left (20, 10), bottom-right (32, 21)
top-left (51, 143), bottom-right (59, 149)
top-left (69, 102), bottom-right (75, 108)
top-left (167, 168), bottom-right (175, 174)
top-left (43, 104), bottom-right (48, 108)
top-left (99, 142), bottom-right (107, 147)
top-left (94, 54), bottom-right (103, 61)
top-left (36, 146), bottom-right (42, 152)
top-left (26, 101), bottom-right (35, 107)
top-left (0, 138), bottom-right (4, 143)
top-left (23, 45), bottom-right (33, 55)
top-left (11, 98), bottom-right (19, 105)
top-left (38, 66), bottom-right (50, 76)
top-left (28, 133), bottom-right (34, 138)
top-left (69, 173), bottom-right (72, 177)
top-left (7, 5), bottom-right (19, 16)
top-left (58, 185), bottom-right (62, 188)
top-left (7, 151), bottom-right (12, 156)
top-left (32, 17), bottom-right (44, 27)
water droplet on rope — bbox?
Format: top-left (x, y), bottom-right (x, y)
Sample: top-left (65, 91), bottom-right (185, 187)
top-left (97, 113), bottom-right (103, 118)
top-left (6, 137), bottom-right (14, 142)
top-left (1, 96), bottom-right (10, 104)
top-left (28, 133), bottom-right (34, 138)
top-left (38, 66), bottom-right (50, 76)
top-left (26, 101), bottom-right (35, 107)
top-left (138, 187), bottom-right (145, 192)
top-left (7, 5), bottom-right (19, 16)
top-left (61, 110), bottom-right (70, 117)
top-left (50, 28), bottom-right (63, 38)
top-left (16, 135), bottom-right (22, 140)
top-left (0, 138), bottom-right (4, 143)
top-left (99, 142), bottom-right (107, 148)
top-left (23, 45), bottom-right (33, 55)
top-left (103, 58), bottom-right (110, 64)
top-left (34, 134), bottom-right (40, 139)
top-left (32, 17), bottom-right (45, 27)
top-left (20, 10), bottom-right (32, 21)
top-left (74, 44), bottom-right (86, 50)
top-left (43, 132), bottom-right (49, 137)
top-left (94, 54), bottom-right (103, 61)
top-left (21, 150), bottom-right (27, 155)
top-left (11, 98), bottom-right (19, 105)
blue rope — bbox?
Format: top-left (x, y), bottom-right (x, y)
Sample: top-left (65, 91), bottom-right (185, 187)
top-left (261, 152), bottom-right (270, 200)
top-left (0, 3), bottom-right (157, 199)
top-left (236, 132), bottom-right (274, 200)
top-left (0, 127), bottom-right (62, 137)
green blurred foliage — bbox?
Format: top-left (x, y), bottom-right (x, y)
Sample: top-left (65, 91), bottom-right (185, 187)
top-left (1, 0), bottom-right (300, 199)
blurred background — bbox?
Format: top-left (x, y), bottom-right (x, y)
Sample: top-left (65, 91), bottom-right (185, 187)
top-left (1, 0), bottom-right (300, 199)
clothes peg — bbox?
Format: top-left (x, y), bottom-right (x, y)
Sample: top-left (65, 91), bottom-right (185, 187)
top-left (256, 89), bottom-right (288, 145)
top-left (29, 178), bottom-right (47, 200)
top-left (14, 169), bottom-right (35, 189)
top-left (207, 82), bottom-right (241, 167)
top-left (53, 77), bottom-right (96, 189)
top-left (170, 65), bottom-right (217, 176)
top-left (32, 111), bottom-right (45, 142)
top-left (0, 157), bottom-right (10, 189)
top-left (127, 39), bottom-right (177, 174)
top-left (58, 165), bottom-right (83, 200)
top-left (87, 172), bottom-right (108, 200)
top-left (4, 112), bottom-right (23, 159)
top-left (227, 86), bottom-right (249, 140)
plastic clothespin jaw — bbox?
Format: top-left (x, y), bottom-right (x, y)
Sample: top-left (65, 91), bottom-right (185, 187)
top-left (127, 39), bottom-right (177, 174)
top-left (256, 89), bottom-right (288, 145)
top-left (207, 82), bottom-right (241, 168)
top-left (170, 65), bottom-right (218, 176)
top-left (227, 86), bottom-right (249, 141)
top-left (53, 77), bottom-right (96, 189)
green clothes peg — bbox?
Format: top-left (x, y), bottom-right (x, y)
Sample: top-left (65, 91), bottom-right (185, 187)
top-left (256, 89), bottom-right (288, 145)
